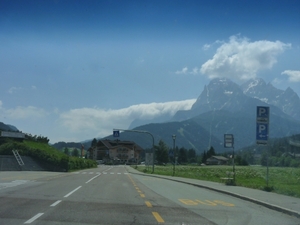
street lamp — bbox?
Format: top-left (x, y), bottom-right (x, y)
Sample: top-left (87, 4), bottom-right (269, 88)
top-left (172, 134), bottom-right (176, 176)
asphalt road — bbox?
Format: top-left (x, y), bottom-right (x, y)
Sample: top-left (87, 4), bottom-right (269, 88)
top-left (0, 166), bottom-right (299, 225)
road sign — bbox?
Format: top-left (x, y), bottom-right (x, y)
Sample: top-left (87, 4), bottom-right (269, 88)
top-left (256, 106), bottom-right (270, 145)
top-left (224, 134), bottom-right (234, 148)
top-left (113, 130), bottom-right (120, 137)
top-left (256, 123), bottom-right (269, 145)
top-left (256, 106), bottom-right (269, 123)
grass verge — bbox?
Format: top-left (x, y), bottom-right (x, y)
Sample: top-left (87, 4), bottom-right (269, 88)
top-left (134, 165), bottom-right (300, 198)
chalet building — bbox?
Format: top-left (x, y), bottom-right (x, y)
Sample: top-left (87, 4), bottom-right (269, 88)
top-left (88, 139), bottom-right (143, 164)
top-left (206, 156), bottom-right (229, 165)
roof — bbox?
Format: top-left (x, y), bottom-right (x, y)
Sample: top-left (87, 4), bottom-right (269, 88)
top-left (97, 139), bottom-right (143, 151)
top-left (207, 156), bottom-right (229, 161)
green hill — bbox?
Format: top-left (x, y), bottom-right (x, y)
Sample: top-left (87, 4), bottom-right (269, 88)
top-left (0, 139), bottom-right (97, 171)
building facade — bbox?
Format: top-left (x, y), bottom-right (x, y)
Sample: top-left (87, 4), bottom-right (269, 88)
top-left (88, 139), bottom-right (143, 164)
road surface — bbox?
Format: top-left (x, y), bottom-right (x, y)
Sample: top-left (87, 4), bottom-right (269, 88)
top-left (0, 166), bottom-right (299, 224)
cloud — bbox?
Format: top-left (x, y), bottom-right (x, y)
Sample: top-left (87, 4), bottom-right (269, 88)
top-left (8, 86), bottom-right (37, 94)
top-left (58, 99), bottom-right (196, 138)
top-left (0, 103), bottom-right (47, 119)
top-left (200, 35), bottom-right (291, 80)
top-left (8, 87), bottom-right (23, 94)
top-left (175, 67), bottom-right (200, 75)
top-left (281, 70), bottom-right (300, 82)
top-left (202, 44), bottom-right (211, 50)
top-left (175, 67), bottom-right (188, 74)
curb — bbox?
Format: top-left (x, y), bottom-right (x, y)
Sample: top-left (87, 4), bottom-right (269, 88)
top-left (127, 168), bottom-right (300, 219)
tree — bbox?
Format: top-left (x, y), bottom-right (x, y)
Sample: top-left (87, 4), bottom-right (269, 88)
top-left (63, 147), bottom-right (69, 155)
top-left (202, 150), bottom-right (207, 164)
top-left (207, 146), bottom-right (216, 158)
top-left (187, 148), bottom-right (196, 163)
top-left (155, 140), bottom-right (169, 164)
top-left (178, 147), bottom-right (188, 164)
top-left (72, 148), bottom-right (79, 157)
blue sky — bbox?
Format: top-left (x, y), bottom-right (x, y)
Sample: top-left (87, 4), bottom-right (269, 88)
top-left (0, 0), bottom-right (299, 143)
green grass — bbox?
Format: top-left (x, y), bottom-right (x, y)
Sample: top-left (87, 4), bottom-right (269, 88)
top-left (134, 165), bottom-right (300, 198)
top-left (23, 140), bottom-right (59, 152)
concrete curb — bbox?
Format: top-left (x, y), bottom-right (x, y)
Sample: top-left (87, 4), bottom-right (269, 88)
top-left (127, 168), bottom-right (300, 219)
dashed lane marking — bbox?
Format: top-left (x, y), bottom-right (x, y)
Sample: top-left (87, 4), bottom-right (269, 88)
top-left (145, 201), bottom-right (152, 207)
top-left (152, 212), bottom-right (164, 223)
top-left (24, 213), bottom-right (44, 224)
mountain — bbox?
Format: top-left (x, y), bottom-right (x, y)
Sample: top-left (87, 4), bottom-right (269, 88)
top-left (53, 77), bottom-right (300, 152)
top-left (128, 114), bottom-right (172, 130)
top-left (52, 142), bottom-right (84, 150)
top-left (173, 78), bottom-right (290, 121)
top-left (241, 78), bottom-right (300, 121)
top-left (125, 78), bottom-right (300, 151)
top-left (0, 122), bottom-right (19, 132)
top-left (189, 109), bottom-right (300, 150)
top-left (103, 121), bottom-right (223, 153)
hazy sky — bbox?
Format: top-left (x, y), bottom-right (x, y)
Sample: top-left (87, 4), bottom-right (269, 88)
top-left (1, 0), bottom-right (299, 143)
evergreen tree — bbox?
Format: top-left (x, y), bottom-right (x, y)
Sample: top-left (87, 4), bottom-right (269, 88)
top-left (178, 147), bottom-right (188, 164)
top-left (202, 150), bottom-right (207, 163)
top-left (155, 140), bottom-right (169, 164)
top-left (63, 147), bottom-right (69, 155)
top-left (187, 148), bottom-right (196, 163)
top-left (207, 146), bottom-right (216, 158)
top-left (72, 148), bottom-right (79, 157)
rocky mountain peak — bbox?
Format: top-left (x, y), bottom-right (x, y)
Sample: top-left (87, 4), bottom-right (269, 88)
top-left (190, 78), bottom-right (246, 114)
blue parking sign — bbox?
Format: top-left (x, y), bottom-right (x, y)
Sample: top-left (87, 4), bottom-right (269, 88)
top-left (256, 106), bottom-right (269, 145)
top-left (113, 130), bottom-right (120, 137)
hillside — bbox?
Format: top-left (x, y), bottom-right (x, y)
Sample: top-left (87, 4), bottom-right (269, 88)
top-left (0, 139), bottom-right (97, 171)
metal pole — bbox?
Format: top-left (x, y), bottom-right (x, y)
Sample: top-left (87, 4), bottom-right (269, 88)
top-left (172, 135), bottom-right (176, 176)
top-left (266, 147), bottom-right (269, 187)
top-left (233, 146), bottom-right (235, 183)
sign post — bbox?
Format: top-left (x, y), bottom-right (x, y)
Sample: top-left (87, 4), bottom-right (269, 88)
top-left (224, 134), bottom-right (235, 183)
top-left (256, 106), bottom-right (270, 187)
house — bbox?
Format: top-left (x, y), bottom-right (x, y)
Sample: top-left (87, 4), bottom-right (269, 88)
top-left (88, 139), bottom-right (143, 164)
top-left (206, 156), bottom-right (229, 165)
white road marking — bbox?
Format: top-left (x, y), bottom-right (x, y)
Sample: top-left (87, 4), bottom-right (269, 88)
top-left (24, 213), bottom-right (44, 224)
top-left (0, 180), bottom-right (30, 190)
top-left (50, 200), bottom-right (62, 207)
top-left (64, 186), bottom-right (82, 198)
top-left (86, 174), bottom-right (101, 183)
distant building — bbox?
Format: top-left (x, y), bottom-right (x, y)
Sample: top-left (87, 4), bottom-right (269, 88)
top-left (206, 156), bottom-right (229, 165)
top-left (88, 139), bottom-right (143, 164)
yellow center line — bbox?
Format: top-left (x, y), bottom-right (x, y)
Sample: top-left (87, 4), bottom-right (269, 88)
top-left (152, 212), bottom-right (164, 223)
top-left (145, 201), bottom-right (152, 208)
top-left (140, 194), bottom-right (145, 198)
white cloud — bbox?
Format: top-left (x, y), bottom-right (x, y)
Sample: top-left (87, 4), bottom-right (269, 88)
top-left (202, 44), bottom-right (211, 50)
top-left (0, 104), bottom-right (47, 119)
top-left (175, 67), bottom-right (200, 75)
top-left (281, 70), bottom-right (300, 82)
top-left (8, 86), bottom-right (37, 94)
top-left (175, 67), bottom-right (188, 74)
top-left (8, 86), bottom-right (23, 94)
top-left (58, 99), bottom-right (196, 138)
top-left (200, 35), bottom-right (291, 80)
